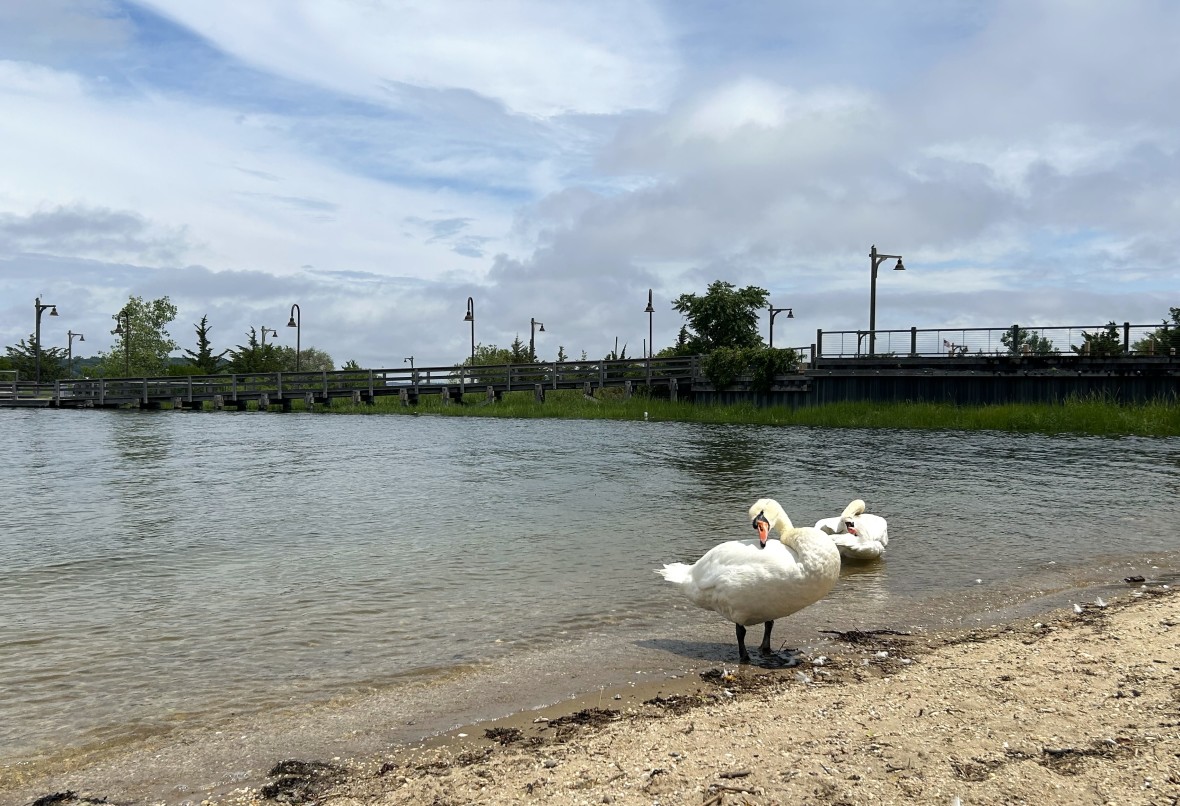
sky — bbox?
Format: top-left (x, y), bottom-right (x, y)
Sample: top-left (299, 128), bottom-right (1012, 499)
top-left (2, 0), bottom-right (1178, 369)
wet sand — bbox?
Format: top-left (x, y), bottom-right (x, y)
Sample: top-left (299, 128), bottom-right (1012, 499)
top-left (10, 578), bottom-right (1177, 806)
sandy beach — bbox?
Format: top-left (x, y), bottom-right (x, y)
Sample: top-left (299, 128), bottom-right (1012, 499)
top-left (21, 581), bottom-right (1177, 806)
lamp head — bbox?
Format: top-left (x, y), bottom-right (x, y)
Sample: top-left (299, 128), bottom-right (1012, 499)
top-left (112, 323), bottom-right (124, 336)
top-left (894, 258), bottom-right (905, 271)
top-left (463, 310), bottom-right (473, 322)
top-left (50, 306), bottom-right (59, 316)
top-left (287, 316), bottom-right (297, 328)
top-left (786, 308), bottom-right (794, 319)
top-left (538, 322), bottom-right (545, 333)
top-left (78, 333), bottom-right (85, 342)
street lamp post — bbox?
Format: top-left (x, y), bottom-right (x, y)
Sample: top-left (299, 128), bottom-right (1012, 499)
top-left (768, 304), bottom-right (794, 349)
top-left (868, 244), bottom-right (905, 356)
top-left (67, 331), bottom-right (85, 378)
top-left (34, 296), bottom-right (59, 386)
top-left (260, 326), bottom-right (278, 348)
top-left (286, 303), bottom-right (301, 371)
top-left (111, 310), bottom-right (131, 376)
top-left (529, 317), bottom-right (545, 363)
top-left (404, 356), bottom-right (414, 370)
top-left (644, 289), bottom-right (655, 387)
top-left (463, 297), bottom-right (475, 365)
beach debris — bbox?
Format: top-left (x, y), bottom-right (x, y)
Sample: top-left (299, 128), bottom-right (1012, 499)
top-left (260, 759), bottom-right (346, 803)
top-left (456, 747), bottom-right (494, 766)
top-left (29, 794), bottom-right (112, 806)
top-left (1037, 738), bottom-right (1138, 774)
top-left (819, 628), bottom-right (911, 644)
top-left (699, 667), bottom-right (737, 684)
top-left (1124, 575), bottom-right (1146, 583)
top-left (485, 726), bottom-right (524, 745)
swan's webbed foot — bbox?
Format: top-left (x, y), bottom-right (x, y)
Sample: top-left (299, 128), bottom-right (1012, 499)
top-left (752, 621), bottom-right (802, 667)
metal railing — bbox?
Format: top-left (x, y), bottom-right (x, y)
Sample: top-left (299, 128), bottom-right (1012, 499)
top-left (815, 323), bottom-right (1173, 358)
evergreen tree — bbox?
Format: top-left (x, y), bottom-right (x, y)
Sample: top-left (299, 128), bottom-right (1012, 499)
top-left (226, 328), bottom-right (283, 373)
top-left (1073, 322), bottom-right (1123, 357)
top-left (183, 315), bottom-right (228, 374)
top-left (1001, 325), bottom-right (1056, 356)
top-left (1132, 307), bottom-right (1180, 355)
top-left (4, 336), bottom-right (68, 381)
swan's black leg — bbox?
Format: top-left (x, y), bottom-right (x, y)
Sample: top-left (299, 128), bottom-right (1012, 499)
top-left (735, 623), bottom-right (751, 663)
top-left (759, 620), bottom-right (775, 655)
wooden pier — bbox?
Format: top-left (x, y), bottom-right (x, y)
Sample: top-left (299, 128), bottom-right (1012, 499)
top-left (1, 350), bottom-right (1176, 411)
top-left (0, 357), bottom-right (702, 410)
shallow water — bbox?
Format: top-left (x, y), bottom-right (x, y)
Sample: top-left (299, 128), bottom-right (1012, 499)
top-left (2, 408), bottom-right (1178, 789)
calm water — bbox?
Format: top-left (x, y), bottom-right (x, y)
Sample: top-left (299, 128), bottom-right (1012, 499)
top-left (2, 409), bottom-right (1178, 793)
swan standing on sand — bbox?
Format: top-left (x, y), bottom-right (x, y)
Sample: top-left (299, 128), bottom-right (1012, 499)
top-left (656, 498), bottom-right (841, 663)
top-left (814, 499), bottom-right (889, 561)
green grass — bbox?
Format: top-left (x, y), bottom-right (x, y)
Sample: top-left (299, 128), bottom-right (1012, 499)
top-left (323, 388), bottom-right (1180, 436)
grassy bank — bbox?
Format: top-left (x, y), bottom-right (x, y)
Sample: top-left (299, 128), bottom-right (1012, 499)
top-left (324, 388), bottom-right (1180, 436)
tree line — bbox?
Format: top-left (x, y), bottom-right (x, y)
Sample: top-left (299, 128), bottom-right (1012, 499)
top-left (7, 284), bottom-right (1177, 383)
top-left (1, 296), bottom-right (337, 381)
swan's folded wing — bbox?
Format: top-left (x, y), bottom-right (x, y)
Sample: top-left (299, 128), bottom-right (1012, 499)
top-left (831, 533), bottom-right (885, 561)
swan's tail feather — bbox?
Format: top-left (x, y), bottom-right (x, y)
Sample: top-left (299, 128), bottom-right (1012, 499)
top-left (656, 563), bottom-right (692, 584)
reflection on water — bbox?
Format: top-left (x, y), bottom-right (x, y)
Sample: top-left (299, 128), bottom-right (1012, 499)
top-left (1, 409), bottom-right (1178, 770)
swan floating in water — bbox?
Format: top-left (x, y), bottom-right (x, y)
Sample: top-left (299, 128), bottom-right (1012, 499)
top-left (814, 499), bottom-right (889, 561)
top-left (656, 498), bottom-right (841, 663)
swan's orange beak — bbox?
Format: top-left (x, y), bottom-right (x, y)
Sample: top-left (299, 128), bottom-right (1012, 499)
top-left (752, 513), bottom-right (770, 548)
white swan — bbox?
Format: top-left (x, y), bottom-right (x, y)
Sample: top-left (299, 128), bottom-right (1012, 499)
top-left (814, 499), bottom-right (889, 561)
top-left (656, 498), bottom-right (841, 663)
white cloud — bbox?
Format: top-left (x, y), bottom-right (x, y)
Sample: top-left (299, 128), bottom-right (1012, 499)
top-left (135, 0), bottom-right (679, 118)
top-left (2, 0), bottom-right (1179, 370)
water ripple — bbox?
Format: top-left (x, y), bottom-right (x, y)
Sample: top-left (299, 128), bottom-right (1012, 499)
top-left (1, 410), bottom-right (1177, 762)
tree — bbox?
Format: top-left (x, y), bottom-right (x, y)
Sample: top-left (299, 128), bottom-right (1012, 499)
top-left (225, 328), bottom-right (283, 373)
top-left (183, 315), bottom-right (228, 374)
top-left (4, 336), bottom-right (68, 382)
top-left (508, 336), bottom-right (530, 363)
top-left (1132, 307), bottom-right (1180, 355)
top-left (1001, 325), bottom-right (1056, 356)
top-left (1073, 322), bottom-right (1123, 357)
top-left (97, 296), bottom-right (180, 377)
top-left (275, 346), bottom-right (335, 372)
top-left (672, 281), bottom-right (769, 353)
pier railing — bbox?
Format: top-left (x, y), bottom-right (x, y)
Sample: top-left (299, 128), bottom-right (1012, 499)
top-left (814, 323), bottom-right (1171, 359)
top-left (7, 355), bottom-right (701, 408)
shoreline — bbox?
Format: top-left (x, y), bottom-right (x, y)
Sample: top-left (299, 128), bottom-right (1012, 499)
top-left (246, 583), bottom-right (1180, 806)
top-left (11, 576), bottom-right (1177, 806)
